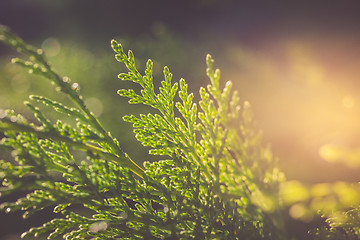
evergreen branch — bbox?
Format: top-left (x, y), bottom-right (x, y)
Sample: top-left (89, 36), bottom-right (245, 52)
top-left (0, 117), bottom-right (144, 177)
top-left (0, 25), bottom-right (144, 177)
top-left (0, 25), bottom-right (326, 239)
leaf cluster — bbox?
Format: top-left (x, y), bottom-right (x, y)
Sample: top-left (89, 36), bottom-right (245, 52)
top-left (0, 25), bottom-right (292, 239)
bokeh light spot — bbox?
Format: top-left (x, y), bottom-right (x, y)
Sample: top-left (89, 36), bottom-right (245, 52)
top-left (85, 97), bottom-right (103, 117)
top-left (89, 221), bottom-right (108, 232)
top-left (280, 181), bottom-right (310, 205)
top-left (71, 82), bottom-right (80, 92)
top-left (318, 144), bottom-right (337, 162)
top-left (119, 211), bottom-right (128, 220)
top-left (333, 181), bottom-right (360, 206)
top-left (289, 203), bottom-right (306, 220)
top-left (310, 183), bottom-right (331, 198)
top-left (41, 38), bottom-right (61, 57)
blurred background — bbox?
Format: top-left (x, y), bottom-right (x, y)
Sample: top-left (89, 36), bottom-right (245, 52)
top-left (1, 0), bottom-right (360, 238)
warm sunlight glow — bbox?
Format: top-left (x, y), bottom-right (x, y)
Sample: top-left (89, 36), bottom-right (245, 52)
top-left (319, 144), bottom-right (360, 168)
top-left (342, 95), bottom-right (355, 109)
top-left (287, 42), bottom-right (325, 86)
top-left (225, 36), bottom-right (360, 182)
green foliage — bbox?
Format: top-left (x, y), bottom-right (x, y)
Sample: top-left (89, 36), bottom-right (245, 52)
top-left (111, 39), bottom-right (286, 238)
top-left (307, 145), bottom-right (360, 240)
top-left (0, 25), bottom-right (286, 239)
top-left (309, 207), bottom-right (360, 240)
top-left (1, 24), bottom-right (359, 239)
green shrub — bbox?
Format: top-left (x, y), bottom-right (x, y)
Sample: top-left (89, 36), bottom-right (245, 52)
top-left (0, 25), bottom-right (359, 239)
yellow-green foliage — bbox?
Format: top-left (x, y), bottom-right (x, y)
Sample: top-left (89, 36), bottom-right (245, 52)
top-left (1, 25), bottom-right (360, 240)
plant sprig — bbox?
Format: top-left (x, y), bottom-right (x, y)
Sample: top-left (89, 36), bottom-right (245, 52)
top-left (0, 26), bottom-right (291, 239)
top-left (0, 25), bottom-right (144, 177)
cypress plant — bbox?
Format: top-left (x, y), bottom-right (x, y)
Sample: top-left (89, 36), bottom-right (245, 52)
top-left (0, 25), bottom-right (359, 239)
